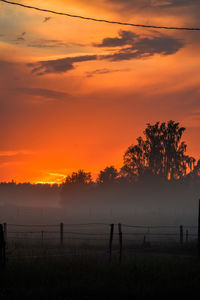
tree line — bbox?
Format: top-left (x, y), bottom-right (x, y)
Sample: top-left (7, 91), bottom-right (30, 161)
top-left (1, 120), bottom-right (200, 206)
top-left (62, 120), bottom-right (199, 187)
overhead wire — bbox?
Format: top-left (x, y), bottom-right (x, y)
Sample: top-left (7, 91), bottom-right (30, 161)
top-left (1, 0), bottom-right (200, 31)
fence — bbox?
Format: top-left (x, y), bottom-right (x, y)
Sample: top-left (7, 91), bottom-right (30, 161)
top-left (1, 198), bottom-right (200, 266)
top-left (3, 222), bottom-right (199, 243)
top-left (0, 224), bottom-right (6, 267)
top-left (0, 221), bottom-right (199, 265)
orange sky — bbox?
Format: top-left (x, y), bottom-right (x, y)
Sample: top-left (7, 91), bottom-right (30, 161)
top-left (0, 0), bottom-right (200, 184)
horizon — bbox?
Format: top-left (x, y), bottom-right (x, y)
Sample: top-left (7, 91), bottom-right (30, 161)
top-left (0, 119), bottom-right (198, 185)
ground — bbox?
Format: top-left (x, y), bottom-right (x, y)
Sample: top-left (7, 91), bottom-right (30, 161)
top-left (0, 251), bottom-right (200, 299)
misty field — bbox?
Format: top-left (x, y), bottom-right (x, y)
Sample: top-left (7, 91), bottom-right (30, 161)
top-left (1, 252), bottom-right (200, 300)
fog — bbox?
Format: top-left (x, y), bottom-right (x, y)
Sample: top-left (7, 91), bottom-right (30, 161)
top-left (1, 122), bottom-right (199, 227)
top-left (0, 178), bottom-right (199, 227)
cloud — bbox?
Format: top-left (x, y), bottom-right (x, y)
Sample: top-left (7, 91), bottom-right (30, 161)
top-left (15, 32), bottom-right (26, 43)
top-left (28, 55), bottom-right (97, 75)
top-left (25, 40), bottom-right (85, 49)
top-left (106, 0), bottom-right (199, 9)
top-left (94, 30), bottom-right (137, 48)
top-left (188, 111), bottom-right (200, 117)
top-left (151, 0), bottom-right (199, 8)
top-left (0, 150), bottom-right (33, 165)
top-left (26, 39), bottom-right (71, 48)
top-left (7, 31), bottom-right (86, 49)
top-left (96, 30), bottom-right (184, 61)
top-left (86, 68), bottom-right (130, 77)
top-left (43, 17), bottom-right (52, 23)
top-left (14, 37), bottom-right (78, 49)
top-left (16, 87), bottom-right (70, 100)
top-left (16, 37), bottom-right (25, 42)
top-left (0, 150), bottom-right (32, 157)
top-left (103, 0), bottom-right (200, 23)
top-left (28, 31), bottom-right (183, 75)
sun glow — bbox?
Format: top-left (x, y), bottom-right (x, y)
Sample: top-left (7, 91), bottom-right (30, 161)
top-left (34, 172), bottom-right (67, 185)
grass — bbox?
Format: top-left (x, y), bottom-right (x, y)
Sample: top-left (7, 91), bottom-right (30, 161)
top-left (0, 252), bottom-right (200, 300)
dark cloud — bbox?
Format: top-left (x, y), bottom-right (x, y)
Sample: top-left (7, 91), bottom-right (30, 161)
top-left (28, 55), bottom-right (97, 75)
top-left (97, 30), bottom-right (184, 61)
top-left (28, 31), bottom-right (183, 75)
top-left (133, 36), bottom-right (183, 55)
top-left (94, 30), bottom-right (137, 47)
top-left (16, 88), bottom-right (70, 100)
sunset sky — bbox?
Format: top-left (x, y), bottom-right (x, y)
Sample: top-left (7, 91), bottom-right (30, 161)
top-left (0, 0), bottom-right (200, 184)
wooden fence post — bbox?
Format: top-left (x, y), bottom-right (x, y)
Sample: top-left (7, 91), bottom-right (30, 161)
top-left (109, 224), bottom-right (114, 263)
top-left (3, 223), bottom-right (7, 243)
top-left (180, 225), bottom-right (183, 245)
top-left (186, 230), bottom-right (189, 243)
top-left (60, 223), bottom-right (64, 246)
top-left (41, 230), bottom-right (44, 245)
top-left (198, 199), bottom-right (200, 255)
top-left (0, 224), bottom-right (6, 268)
top-left (118, 223), bottom-right (122, 263)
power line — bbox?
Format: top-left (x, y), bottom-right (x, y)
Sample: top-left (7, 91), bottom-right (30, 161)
top-left (1, 0), bottom-right (200, 31)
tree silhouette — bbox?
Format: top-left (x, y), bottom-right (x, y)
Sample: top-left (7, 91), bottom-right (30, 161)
top-left (190, 159), bottom-right (200, 178)
top-left (97, 166), bottom-right (119, 184)
top-left (121, 137), bottom-right (148, 181)
top-left (122, 120), bottom-right (195, 180)
top-left (61, 170), bottom-right (93, 202)
top-left (64, 170), bottom-right (92, 185)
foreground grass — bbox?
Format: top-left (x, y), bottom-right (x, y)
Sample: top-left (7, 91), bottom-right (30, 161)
top-left (0, 254), bottom-right (200, 299)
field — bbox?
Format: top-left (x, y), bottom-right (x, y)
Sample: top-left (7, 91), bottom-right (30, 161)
top-left (1, 221), bottom-right (200, 299)
top-left (1, 247), bottom-right (200, 300)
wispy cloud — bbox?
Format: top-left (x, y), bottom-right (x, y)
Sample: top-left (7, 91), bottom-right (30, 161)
top-left (28, 55), bottom-right (98, 75)
top-left (0, 150), bottom-right (33, 165)
top-left (8, 32), bottom-right (86, 49)
top-left (106, 0), bottom-right (199, 10)
top-left (0, 150), bottom-right (32, 157)
top-left (16, 87), bottom-right (70, 100)
top-left (86, 68), bottom-right (130, 77)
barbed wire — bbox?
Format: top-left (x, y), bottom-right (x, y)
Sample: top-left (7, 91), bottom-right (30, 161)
top-left (7, 223), bottom-right (198, 228)
top-left (1, 0), bottom-right (200, 31)
top-left (7, 223), bottom-right (109, 227)
top-left (8, 224), bottom-right (59, 227)
top-left (122, 224), bottom-right (180, 228)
